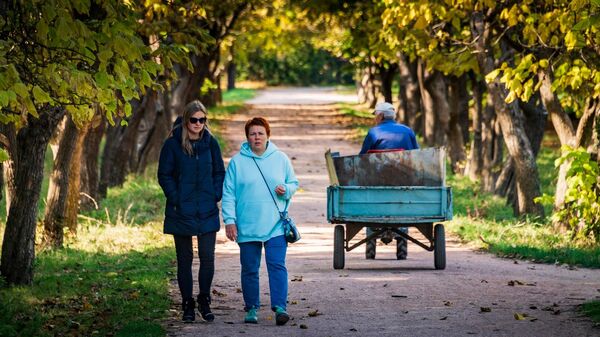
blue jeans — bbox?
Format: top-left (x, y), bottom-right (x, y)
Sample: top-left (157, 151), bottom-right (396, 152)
top-left (239, 235), bottom-right (288, 311)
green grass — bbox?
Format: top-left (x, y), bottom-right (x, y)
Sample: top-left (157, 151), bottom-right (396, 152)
top-left (0, 222), bottom-right (174, 337)
top-left (81, 166), bottom-right (165, 226)
top-left (582, 301), bottom-right (600, 323)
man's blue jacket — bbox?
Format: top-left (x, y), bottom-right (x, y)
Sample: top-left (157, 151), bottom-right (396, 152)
top-left (359, 119), bottom-right (419, 154)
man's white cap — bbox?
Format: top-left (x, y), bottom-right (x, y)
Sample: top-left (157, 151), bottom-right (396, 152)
top-left (373, 102), bottom-right (396, 119)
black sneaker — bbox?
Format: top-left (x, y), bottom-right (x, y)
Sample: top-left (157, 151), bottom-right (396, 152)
top-left (197, 294), bottom-right (215, 322)
top-left (182, 298), bottom-right (196, 322)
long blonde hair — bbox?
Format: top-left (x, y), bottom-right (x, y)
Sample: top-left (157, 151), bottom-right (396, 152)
top-left (181, 100), bottom-right (207, 156)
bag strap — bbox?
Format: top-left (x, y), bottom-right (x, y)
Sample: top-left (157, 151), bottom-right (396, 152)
top-left (252, 157), bottom-right (289, 215)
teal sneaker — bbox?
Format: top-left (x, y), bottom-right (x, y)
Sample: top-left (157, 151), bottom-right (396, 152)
top-left (274, 306), bottom-right (289, 326)
top-left (244, 308), bottom-right (258, 324)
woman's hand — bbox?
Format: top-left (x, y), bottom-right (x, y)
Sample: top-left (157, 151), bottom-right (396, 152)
top-left (225, 224), bottom-right (238, 241)
top-left (275, 184), bottom-right (286, 196)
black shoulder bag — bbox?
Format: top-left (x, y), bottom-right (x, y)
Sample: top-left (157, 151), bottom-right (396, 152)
top-left (252, 158), bottom-right (300, 243)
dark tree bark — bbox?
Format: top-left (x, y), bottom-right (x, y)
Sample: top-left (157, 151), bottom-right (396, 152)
top-left (466, 75), bottom-right (484, 180)
top-left (480, 94), bottom-right (504, 193)
top-left (43, 115), bottom-right (79, 248)
top-left (396, 54), bottom-right (423, 142)
top-left (447, 74), bottom-right (468, 174)
top-left (1, 106), bottom-right (66, 285)
top-left (80, 116), bottom-right (105, 210)
top-left (377, 63), bottom-right (398, 104)
top-left (495, 96), bottom-right (547, 214)
top-left (99, 97), bottom-right (148, 196)
top-left (538, 68), bottom-right (576, 215)
top-left (472, 12), bottom-right (544, 216)
top-left (135, 91), bottom-right (171, 173)
top-left (419, 67), bottom-right (450, 147)
top-left (227, 45), bottom-right (236, 91)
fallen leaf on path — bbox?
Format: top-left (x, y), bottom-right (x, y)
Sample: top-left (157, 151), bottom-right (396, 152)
top-left (480, 307), bottom-right (491, 313)
top-left (440, 316), bottom-right (448, 320)
top-left (212, 289), bottom-right (227, 297)
top-left (349, 328), bottom-right (357, 332)
top-left (339, 274), bottom-right (349, 277)
top-left (443, 301), bottom-right (452, 306)
top-left (236, 288), bottom-right (242, 293)
top-left (383, 283), bottom-right (388, 287)
top-left (514, 312), bottom-right (528, 320)
top-left (308, 310), bottom-right (321, 317)
top-left (481, 279), bottom-right (488, 283)
top-left (300, 324), bottom-right (308, 329)
top-left (391, 295), bottom-right (408, 298)
top-left (291, 300), bottom-right (298, 305)
top-left (292, 275), bottom-right (303, 282)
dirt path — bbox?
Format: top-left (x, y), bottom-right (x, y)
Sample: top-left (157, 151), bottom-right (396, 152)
top-left (168, 88), bottom-right (600, 337)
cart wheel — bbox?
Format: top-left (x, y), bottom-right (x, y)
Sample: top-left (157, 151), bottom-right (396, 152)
top-left (434, 224), bottom-right (446, 270)
top-left (366, 239), bottom-right (376, 259)
top-left (396, 237), bottom-right (407, 260)
top-left (334, 225), bottom-right (345, 269)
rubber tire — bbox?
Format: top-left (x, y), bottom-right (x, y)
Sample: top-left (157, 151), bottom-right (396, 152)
top-left (334, 225), bottom-right (345, 269)
top-left (366, 239), bottom-right (376, 259)
top-left (396, 237), bottom-right (407, 260)
top-left (434, 224), bottom-right (446, 270)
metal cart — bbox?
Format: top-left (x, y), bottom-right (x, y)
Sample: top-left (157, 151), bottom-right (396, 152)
top-left (325, 148), bottom-right (453, 270)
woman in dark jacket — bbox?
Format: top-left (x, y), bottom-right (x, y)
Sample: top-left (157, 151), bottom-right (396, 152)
top-left (157, 100), bottom-right (225, 322)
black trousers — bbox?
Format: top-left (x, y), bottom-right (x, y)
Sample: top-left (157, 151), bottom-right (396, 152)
top-left (173, 232), bottom-right (216, 300)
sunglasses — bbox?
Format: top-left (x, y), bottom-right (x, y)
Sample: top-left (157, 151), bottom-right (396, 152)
top-left (189, 117), bottom-right (207, 124)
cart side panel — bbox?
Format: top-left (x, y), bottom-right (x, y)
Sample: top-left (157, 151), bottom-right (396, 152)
top-left (327, 186), bottom-right (452, 223)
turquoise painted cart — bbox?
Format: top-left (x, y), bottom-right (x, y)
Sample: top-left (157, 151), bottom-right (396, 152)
top-left (325, 148), bottom-right (453, 270)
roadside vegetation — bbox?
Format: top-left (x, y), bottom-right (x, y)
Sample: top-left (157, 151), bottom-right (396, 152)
top-left (0, 88), bottom-right (255, 337)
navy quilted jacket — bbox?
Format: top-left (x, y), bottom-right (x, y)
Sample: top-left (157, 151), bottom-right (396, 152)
top-left (157, 121), bottom-right (225, 235)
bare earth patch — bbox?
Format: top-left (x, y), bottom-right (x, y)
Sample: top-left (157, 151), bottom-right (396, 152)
top-left (167, 88), bottom-right (600, 337)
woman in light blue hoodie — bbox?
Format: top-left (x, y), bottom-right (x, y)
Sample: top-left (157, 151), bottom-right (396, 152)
top-left (222, 117), bottom-right (299, 326)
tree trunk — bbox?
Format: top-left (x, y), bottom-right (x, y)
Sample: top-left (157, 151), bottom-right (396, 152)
top-left (447, 74), bottom-right (468, 174)
top-left (0, 124), bottom-right (17, 214)
top-left (227, 45), bottom-right (236, 91)
top-left (472, 12), bottom-right (544, 216)
top-left (466, 75), bottom-right (484, 180)
top-left (420, 68), bottom-right (450, 147)
top-left (65, 123), bottom-right (89, 234)
top-left (43, 115), bottom-right (79, 248)
top-left (80, 116), bottom-right (105, 210)
top-left (397, 54), bottom-right (422, 133)
top-left (1, 106), bottom-right (66, 285)
top-left (136, 91), bottom-right (171, 173)
top-left (377, 63), bottom-right (398, 104)
top-left (99, 97), bottom-right (148, 196)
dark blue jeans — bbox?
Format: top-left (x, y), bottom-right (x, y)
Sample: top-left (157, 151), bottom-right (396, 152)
top-left (174, 232), bottom-right (216, 300)
top-left (239, 235), bottom-right (288, 311)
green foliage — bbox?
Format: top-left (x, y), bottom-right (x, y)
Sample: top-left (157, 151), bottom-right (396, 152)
top-left (582, 301), bottom-right (600, 323)
top-left (0, 223), bottom-right (174, 337)
top-left (0, 0), bottom-right (211, 127)
top-left (551, 146), bottom-right (600, 242)
top-left (234, 1), bottom-right (353, 86)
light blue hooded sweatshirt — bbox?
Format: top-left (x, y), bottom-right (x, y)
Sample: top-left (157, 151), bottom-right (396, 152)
top-left (222, 141), bottom-right (299, 243)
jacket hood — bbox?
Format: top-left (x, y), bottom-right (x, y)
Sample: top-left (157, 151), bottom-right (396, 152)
top-left (240, 140), bottom-right (279, 159)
